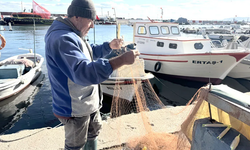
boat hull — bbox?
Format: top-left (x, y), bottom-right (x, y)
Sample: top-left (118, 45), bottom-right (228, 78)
top-left (101, 73), bottom-right (154, 101)
top-left (140, 53), bottom-right (249, 84)
top-left (4, 17), bottom-right (54, 25)
top-left (228, 59), bottom-right (250, 80)
top-left (101, 80), bottom-right (141, 101)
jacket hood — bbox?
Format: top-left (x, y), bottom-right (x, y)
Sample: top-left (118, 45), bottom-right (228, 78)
top-left (45, 17), bottom-right (81, 39)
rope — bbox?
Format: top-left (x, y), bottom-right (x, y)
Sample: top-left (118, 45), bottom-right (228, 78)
top-left (0, 123), bottom-right (63, 143)
top-left (208, 51), bottom-right (211, 84)
top-left (208, 48), bottom-right (212, 121)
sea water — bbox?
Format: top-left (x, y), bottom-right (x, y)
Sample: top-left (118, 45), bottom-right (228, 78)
top-left (0, 24), bottom-right (250, 134)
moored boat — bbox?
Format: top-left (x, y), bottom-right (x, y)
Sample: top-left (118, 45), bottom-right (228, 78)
top-left (101, 73), bottom-right (154, 101)
top-left (4, 0), bottom-right (53, 26)
top-left (101, 58), bottom-right (154, 101)
top-left (133, 22), bottom-right (250, 84)
top-left (0, 53), bottom-right (44, 101)
top-left (208, 34), bottom-right (234, 41)
top-left (227, 59), bottom-right (250, 80)
top-left (210, 37), bottom-right (250, 80)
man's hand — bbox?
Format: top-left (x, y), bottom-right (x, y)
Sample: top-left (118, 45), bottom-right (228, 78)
top-left (109, 39), bottom-right (124, 49)
top-left (121, 50), bottom-right (140, 65)
top-left (109, 50), bottom-right (140, 70)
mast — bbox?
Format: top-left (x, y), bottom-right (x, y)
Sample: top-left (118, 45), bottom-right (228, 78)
top-left (160, 7), bottom-right (163, 21)
top-left (21, 1), bottom-right (23, 12)
top-left (112, 7), bottom-right (118, 38)
top-left (32, 0), bottom-right (36, 66)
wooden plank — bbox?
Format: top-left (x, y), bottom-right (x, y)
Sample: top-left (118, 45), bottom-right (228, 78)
top-left (207, 93), bottom-right (250, 126)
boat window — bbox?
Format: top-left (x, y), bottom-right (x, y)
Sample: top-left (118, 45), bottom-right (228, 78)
top-left (171, 26), bottom-right (180, 35)
top-left (149, 26), bottom-right (159, 35)
top-left (169, 43), bottom-right (177, 49)
top-left (138, 26), bottom-right (147, 35)
top-left (161, 26), bottom-right (170, 35)
top-left (157, 41), bottom-right (164, 47)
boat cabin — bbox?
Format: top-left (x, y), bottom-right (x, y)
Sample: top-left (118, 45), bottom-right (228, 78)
top-left (0, 55), bottom-right (38, 79)
top-left (0, 64), bottom-right (25, 79)
top-left (133, 22), bottom-right (211, 55)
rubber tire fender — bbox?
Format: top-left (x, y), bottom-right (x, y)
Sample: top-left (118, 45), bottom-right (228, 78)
top-left (154, 62), bottom-right (161, 72)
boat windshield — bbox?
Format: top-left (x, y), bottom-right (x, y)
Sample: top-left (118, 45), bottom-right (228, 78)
top-left (149, 26), bottom-right (159, 35)
top-left (171, 26), bottom-right (180, 35)
top-left (161, 26), bottom-right (170, 35)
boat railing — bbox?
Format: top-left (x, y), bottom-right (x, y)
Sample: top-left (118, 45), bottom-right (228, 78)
top-left (211, 35), bottom-right (250, 51)
top-left (237, 38), bottom-right (248, 49)
top-left (210, 40), bottom-right (216, 48)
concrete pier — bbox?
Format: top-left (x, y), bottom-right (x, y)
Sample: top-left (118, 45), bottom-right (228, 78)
top-left (0, 105), bottom-right (193, 150)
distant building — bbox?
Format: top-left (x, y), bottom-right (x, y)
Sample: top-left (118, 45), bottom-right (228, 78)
top-left (170, 19), bottom-right (176, 23)
top-left (177, 17), bottom-right (188, 24)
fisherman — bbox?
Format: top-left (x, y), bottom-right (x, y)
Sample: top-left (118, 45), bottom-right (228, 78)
top-left (44, 0), bottom-right (140, 149)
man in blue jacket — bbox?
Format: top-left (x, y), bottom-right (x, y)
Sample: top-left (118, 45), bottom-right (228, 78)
top-left (45, 0), bottom-right (140, 149)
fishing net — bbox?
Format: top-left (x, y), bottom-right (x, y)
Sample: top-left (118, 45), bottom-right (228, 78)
top-left (105, 46), bottom-right (191, 150)
top-left (102, 36), bottom-right (250, 149)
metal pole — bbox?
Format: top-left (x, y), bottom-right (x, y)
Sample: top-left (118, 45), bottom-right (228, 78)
top-left (32, 0), bottom-right (36, 66)
top-left (112, 8), bottom-right (117, 39)
top-left (160, 7), bottom-right (163, 21)
top-left (93, 23), bottom-right (95, 44)
top-left (208, 83), bottom-right (212, 121)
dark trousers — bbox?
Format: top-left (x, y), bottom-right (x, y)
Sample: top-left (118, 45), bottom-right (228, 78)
top-left (58, 111), bottom-right (102, 150)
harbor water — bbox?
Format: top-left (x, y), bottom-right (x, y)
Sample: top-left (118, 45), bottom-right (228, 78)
top-left (0, 24), bottom-right (250, 135)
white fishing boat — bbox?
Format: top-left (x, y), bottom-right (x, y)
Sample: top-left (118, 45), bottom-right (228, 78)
top-left (208, 34), bottom-right (234, 41)
top-left (133, 22), bottom-right (250, 84)
top-left (208, 37), bottom-right (250, 80)
top-left (227, 59), bottom-right (250, 80)
top-left (101, 58), bottom-right (154, 101)
top-left (0, 53), bottom-right (44, 101)
top-left (101, 73), bottom-right (154, 101)
top-left (224, 38), bottom-right (250, 80)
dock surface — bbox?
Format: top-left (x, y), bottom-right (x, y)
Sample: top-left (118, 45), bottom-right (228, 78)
top-left (0, 105), bottom-right (193, 150)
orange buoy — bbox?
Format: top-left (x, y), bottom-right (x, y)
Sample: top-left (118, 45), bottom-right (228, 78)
top-left (0, 34), bottom-right (6, 50)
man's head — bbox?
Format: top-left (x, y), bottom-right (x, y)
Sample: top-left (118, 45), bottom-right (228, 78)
top-left (67, 0), bottom-right (96, 36)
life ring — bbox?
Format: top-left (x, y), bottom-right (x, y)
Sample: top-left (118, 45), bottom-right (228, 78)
top-left (0, 34), bottom-right (6, 50)
top-left (154, 62), bottom-right (161, 72)
top-left (219, 35), bottom-right (223, 39)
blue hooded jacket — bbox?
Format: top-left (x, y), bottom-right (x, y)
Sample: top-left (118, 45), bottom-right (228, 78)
top-left (45, 18), bottom-right (113, 117)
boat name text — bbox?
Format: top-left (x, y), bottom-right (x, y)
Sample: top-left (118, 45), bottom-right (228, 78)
top-left (192, 60), bottom-right (223, 65)
top-left (137, 41), bottom-right (145, 44)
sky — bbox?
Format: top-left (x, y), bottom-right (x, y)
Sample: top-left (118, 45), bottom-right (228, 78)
top-left (0, 0), bottom-right (250, 21)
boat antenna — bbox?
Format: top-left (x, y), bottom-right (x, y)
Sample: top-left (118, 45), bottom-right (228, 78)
top-left (147, 16), bottom-right (154, 23)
